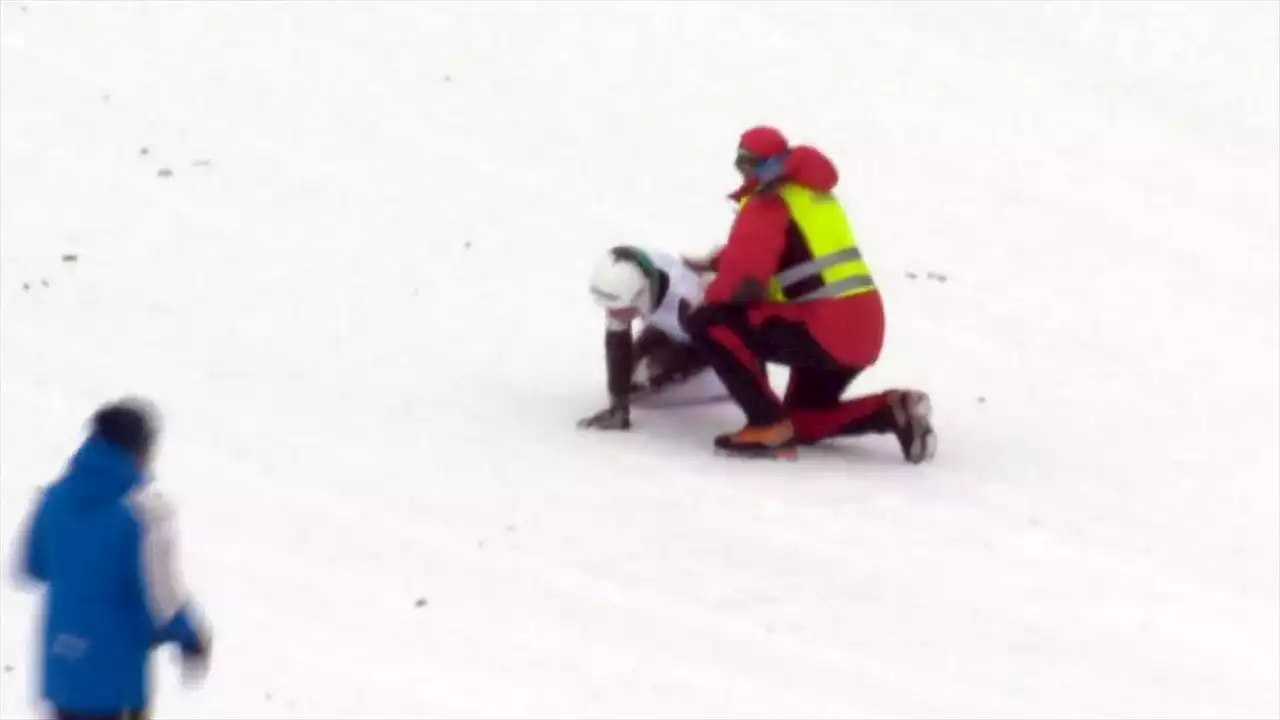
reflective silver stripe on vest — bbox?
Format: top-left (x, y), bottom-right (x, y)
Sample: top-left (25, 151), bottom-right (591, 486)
top-left (773, 246), bottom-right (863, 288)
top-left (793, 274), bottom-right (875, 301)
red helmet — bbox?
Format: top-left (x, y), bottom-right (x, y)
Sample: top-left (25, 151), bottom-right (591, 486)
top-left (738, 126), bottom-right (788, 158)
top-left (735, 126), bottom-right (789, 177)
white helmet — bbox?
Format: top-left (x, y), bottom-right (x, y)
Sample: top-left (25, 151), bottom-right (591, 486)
top-left (589, 250), bottom-right (652, 312)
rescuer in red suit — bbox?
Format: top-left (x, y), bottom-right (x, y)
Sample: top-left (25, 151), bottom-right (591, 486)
top-left (683, 126), bottom-right (937, 461)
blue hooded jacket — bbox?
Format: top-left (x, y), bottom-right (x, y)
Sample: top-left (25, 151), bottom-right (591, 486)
top-left (15, 434), bottom-right (207, 713)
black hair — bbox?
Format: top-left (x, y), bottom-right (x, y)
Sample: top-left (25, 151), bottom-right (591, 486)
top-left (91, 397), bottom-right (159, 459)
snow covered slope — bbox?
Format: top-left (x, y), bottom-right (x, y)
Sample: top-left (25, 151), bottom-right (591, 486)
top-left (1, 2), bottom-right (1276, 718)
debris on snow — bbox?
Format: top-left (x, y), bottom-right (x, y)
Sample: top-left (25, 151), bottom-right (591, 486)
top-left (157, 168), bottom-right (173, 178)
top-left (62, 253), bottom-right (78, 263)
top-left (908, 270), bottom-right (951, 283)
top-left (415, 597), bottom-right (428, 608)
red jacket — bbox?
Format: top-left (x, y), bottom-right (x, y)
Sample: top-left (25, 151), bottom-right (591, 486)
top-left (705, 145), bottom-right (839, 304)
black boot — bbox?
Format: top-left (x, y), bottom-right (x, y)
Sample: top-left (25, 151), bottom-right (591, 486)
top-left (887, 390), bottom-right (936, 463)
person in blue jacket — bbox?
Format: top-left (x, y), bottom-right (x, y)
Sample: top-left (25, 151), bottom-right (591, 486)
top-left (12, 397), bottom-right (212, 720)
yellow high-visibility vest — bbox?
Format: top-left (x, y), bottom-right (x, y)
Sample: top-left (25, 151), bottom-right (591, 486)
top-left (737, 184), bottom-right (875, 302)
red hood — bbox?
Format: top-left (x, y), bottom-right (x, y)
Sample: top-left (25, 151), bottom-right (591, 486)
top-left (729, 145), bottom-right (839, 201)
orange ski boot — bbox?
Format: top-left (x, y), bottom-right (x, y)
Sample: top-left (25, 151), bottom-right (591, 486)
top-left (714, 420), bottom-right (799, 460)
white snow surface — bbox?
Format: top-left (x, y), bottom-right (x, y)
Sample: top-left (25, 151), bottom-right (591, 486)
top-left (1, 2), bottom-right (1277, 718)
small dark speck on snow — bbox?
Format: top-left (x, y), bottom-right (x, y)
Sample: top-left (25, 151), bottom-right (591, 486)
top-left (3, 664), bottom-right (12, 673)
top-left (62, 254), bottom-right (78, 263)
top-left (157, 168), bottom-right (173, 178)
top-left (415, 597), bottom-right (428, 608)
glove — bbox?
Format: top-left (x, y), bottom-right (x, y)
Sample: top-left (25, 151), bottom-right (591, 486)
top-left (682, 255), bottom-right (715, 273)
top-left (179, 635), bottom-right (210, 686)
top-left (577, 402), bottom-right (631, 430)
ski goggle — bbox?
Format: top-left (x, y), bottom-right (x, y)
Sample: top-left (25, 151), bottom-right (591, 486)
top-left (735, 149), bottom-right (790, 186)
top-left (735, 148), bottom-right (759, 175)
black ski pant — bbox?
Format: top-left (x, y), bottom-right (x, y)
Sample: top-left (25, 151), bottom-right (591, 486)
top-left (686, 302), bottom-right (897, 440)
top-left (686, 302), bottom-right (851, 426)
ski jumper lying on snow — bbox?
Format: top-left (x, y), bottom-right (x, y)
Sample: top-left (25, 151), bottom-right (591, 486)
top-left (577, 245), bottom-right (723, 430)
